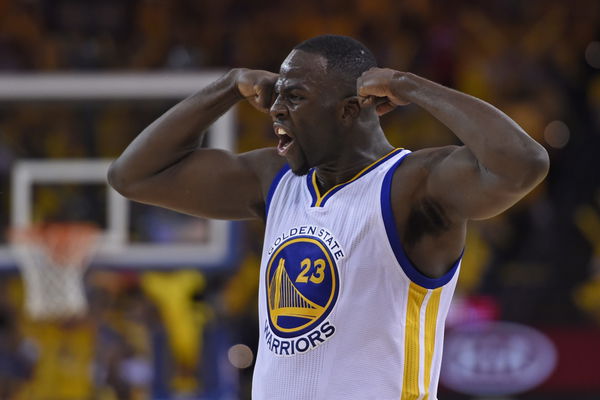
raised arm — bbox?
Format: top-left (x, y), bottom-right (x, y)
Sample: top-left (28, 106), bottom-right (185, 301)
top-left (358, 68), bottom-right (549, 221)
top-left (108, 69), bottom-right (284, 220)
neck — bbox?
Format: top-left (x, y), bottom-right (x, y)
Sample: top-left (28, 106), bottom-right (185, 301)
top-left (314, 126), bottom-right (394, 193)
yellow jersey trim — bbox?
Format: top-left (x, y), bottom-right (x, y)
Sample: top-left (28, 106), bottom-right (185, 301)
top-left (401, 283), bottom-right (443, 399)
top-left (309, 148), bottom-right (403, 207)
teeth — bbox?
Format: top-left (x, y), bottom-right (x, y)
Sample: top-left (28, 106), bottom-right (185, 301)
top-left (277, 127), bottom-right (287, 136)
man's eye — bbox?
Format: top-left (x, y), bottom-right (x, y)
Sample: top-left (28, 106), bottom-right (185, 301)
top-left (289, 94), bottom-right (302, 101)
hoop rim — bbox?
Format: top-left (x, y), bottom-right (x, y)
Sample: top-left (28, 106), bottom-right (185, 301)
top-left (9, 222), bottom-right (102, 269)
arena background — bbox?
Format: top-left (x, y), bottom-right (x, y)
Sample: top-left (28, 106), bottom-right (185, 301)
top-left (1, 0), bottom-right (599, 399)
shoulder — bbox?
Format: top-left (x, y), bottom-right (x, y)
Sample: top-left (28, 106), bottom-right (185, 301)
top-left (239, 147), bottom-right (287, 200)
top-left (391, 146), bottom-right (459, 185)
top-left (404, 145), bottom-right (459, 169)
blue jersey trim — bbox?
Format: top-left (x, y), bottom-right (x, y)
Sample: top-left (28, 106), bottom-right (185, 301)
top-left (380, 154), bottom-right (461, 289)
top-left (265, 164), bottom-right (291, 217)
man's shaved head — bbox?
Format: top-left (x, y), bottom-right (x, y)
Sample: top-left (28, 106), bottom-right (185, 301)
top-left (294, 34), bottom-right (377, 96)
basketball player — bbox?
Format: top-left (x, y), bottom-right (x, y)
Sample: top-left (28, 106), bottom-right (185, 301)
top-left (108, 35), bottom-right (549, 399)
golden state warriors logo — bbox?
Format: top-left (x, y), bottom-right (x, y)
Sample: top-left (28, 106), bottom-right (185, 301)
top-left (264, 226), bottom-right (344, 356)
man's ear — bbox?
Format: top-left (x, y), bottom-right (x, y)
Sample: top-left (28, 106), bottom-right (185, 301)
top-left (340, 96), bottom-right (361, 124)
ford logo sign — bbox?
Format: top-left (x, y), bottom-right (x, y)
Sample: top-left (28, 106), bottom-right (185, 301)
top-left (440, 321), bottom-right (557, 396)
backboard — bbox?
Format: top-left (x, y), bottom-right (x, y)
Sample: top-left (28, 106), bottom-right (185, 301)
top-left (0, 72), bottom-right (239, 270)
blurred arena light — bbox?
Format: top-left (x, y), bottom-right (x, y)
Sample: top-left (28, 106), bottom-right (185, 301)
top-left (441, 321), bottom-right (557, 396)
top-left (543, 120), bottom-right (570, 149)
top-left (585, 41), bottom-right (600, 69)
top-left (227, 344), bottom-right (254, 369)
top-left (472, 398), bottom-right (516, 400)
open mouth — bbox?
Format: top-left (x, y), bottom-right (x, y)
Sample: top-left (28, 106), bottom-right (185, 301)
top-left (275, 125), bottom-right (295, 156)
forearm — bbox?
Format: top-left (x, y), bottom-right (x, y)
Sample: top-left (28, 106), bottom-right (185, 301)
top-left (393, 73), bottom-right (549, 188)
top-left (108, 70), bottom-right (242, 192)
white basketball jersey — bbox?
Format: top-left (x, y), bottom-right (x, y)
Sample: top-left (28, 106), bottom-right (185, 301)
top-left (253, 148), bottom-right (461, 400)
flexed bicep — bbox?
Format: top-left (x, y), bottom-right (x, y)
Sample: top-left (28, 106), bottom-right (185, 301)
top-left (425, 145), bottom-right (534, 221)
top-left (113, 147), bottom-right (283, 220)
top-left (373, 70), bottom-right (548, 220)
top-left (108, 69), bottom-right (284, 221)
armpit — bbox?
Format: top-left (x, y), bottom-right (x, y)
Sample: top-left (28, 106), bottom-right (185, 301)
top-left (404, 196), bottom-right (452, 247)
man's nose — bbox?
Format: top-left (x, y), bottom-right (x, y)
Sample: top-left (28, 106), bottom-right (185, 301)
top-left (269, 96), bottom-right (287, 119)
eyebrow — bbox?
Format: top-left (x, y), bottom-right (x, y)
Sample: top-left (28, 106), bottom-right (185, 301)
top-left (275, 84), bottom-right (309, 93)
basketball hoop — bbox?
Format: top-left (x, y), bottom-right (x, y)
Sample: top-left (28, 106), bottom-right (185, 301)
top-left (9, 223), bottom-right (101, 321)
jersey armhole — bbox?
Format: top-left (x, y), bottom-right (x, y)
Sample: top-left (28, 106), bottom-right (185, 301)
top-left (265, 164), bottom-right (290, 217)
top-left (380, 154), bottom-right (462, 289)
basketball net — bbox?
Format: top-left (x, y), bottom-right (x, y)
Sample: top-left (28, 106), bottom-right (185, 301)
top-left (9, 223), bottom-right (101, 321)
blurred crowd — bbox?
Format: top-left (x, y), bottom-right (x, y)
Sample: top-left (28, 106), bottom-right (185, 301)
top-left (1, 0), bottom-right (600, 399)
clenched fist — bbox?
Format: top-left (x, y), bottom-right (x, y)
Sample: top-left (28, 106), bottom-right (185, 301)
top-left (235, 68), bottom-right (279, 113)
top-left (357, 68), bottom-right (411, 116)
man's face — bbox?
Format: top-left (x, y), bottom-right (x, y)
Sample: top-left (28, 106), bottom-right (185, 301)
top-left (270, 50), bottom-right (349, 175)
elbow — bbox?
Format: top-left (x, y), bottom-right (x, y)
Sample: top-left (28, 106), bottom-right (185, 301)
top-left (515, 143), bottom-right (550, 191)
top-left (107, 161), bottom-right (134, 198)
